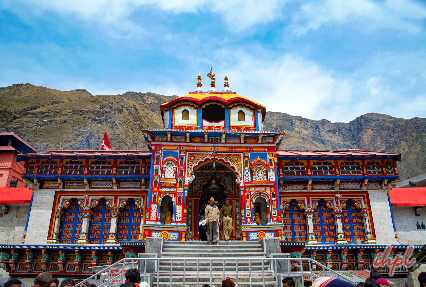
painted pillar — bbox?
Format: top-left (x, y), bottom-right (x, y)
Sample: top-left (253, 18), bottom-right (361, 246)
top-left (106, 207), bottom-right (120, 244)
top-left (255, 109), bottom-right (259, 131)
top-left (168, 109), bottom-right (173, 129)
top-left (136, 199), bottom-right (145, 241)
top-left (198, 106), bottom-right (202, 130)
top-left (333, 207), bottom-right (348, 244)
top-left (77, 209), bottom-right (92, 244)
top-left (225, 106), bottom-right (230, 130)
top-left (51, 210), bottom-right (64, 243)
top-left (304, 208), bottom-right (317, 244)
top-left (361, 208), bottom-right (376, 244)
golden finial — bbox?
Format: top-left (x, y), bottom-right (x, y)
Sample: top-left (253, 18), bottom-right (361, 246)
top-left (207, 67), bottom-right (215, 88)
top-left (197, 73), bottom-right (202, 87)
top-left (223, 74), bottom-right (231, 92)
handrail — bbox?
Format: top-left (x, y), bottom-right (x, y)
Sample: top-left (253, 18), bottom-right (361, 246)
top-left (75, 257), bottom-right (357, 287)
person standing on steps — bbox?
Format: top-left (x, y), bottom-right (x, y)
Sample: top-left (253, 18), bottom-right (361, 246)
top-left (205, 196), bottom-right (220, 245)
top-left (220, 198), bottom-right (233, 241)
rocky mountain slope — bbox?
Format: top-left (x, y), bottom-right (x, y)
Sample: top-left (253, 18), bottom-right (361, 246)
top-left (1, 84), bottom-right (425, 181)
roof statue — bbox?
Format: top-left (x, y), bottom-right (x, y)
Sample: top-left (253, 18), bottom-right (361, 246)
top-left (223, 74), bottom-right (231, 92)
top-left (207, 66), bottom-right (216, 92)
top-left (195, 73), bottom-right (203, 92)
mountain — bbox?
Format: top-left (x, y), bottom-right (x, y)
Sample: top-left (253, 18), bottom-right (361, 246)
top-left (1, 84), bottom-right (425, 181)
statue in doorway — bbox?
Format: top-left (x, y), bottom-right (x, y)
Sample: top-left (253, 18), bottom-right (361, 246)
top-left (254, 213), bottom-right (261, 225)
top-left (165, 212), bottom-right (172, 225)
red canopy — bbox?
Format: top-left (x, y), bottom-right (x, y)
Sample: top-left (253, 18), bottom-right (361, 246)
top-left (389, 187), bottom-right (426, 206)
top-left (0, 188), bottom-right (33, 204)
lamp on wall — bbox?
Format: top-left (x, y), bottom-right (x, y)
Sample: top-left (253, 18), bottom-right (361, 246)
top-left (1, 204), bottom-right (9, 215)
top-left (9, 179), bottom-right (18, 187)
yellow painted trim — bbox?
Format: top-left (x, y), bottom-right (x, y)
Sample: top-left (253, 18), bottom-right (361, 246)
top-left (163, 146), bottom-right (179, 150)
top-left (252, 148), bottom-right (266, 151)
top-left (201, 102), bottom-right (225, 108)
top-left (217, 148), bottom-right (231, 151)
top-left (181, 147), bottom-right (195, 150)
top-left (198, 147), bottom-right (212, 151)
top-left (179, 93), bottom-right (264, 108)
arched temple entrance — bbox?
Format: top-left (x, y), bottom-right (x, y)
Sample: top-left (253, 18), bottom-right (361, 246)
top-left (186, 162), bottom-right (241, 240)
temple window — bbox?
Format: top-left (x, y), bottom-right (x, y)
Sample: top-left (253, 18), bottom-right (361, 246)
top-left (89, 200), bottom-right (111, 244)
top-left (182, 109), bottom-right (189, 120)
top-left (26, 160), bottom-right (36, 175)
top-left (202, 104), bottom-right (225, 122)
top-left (117, 199), bottom-right (142, 242)
top-left (313, 202), bottom-right (335, 244)
top-left (117, 160), bottom-right (142, 175)
top-left (238, 110), bottom-right (245, 121)
top-left (162, 161), bottom-right (177, 179)
top-left (88, 160), bottom-right (113, 175)
top-left (146, 160), bottom-right (151, 175)
top-left (385, 161), bottom-right (394, 175)
top-left (366, 160), bottom-right (382, 175)
top-left (62, 160), bottom-right (85, 175)
top-left (342, 200), bottom-right (365, 243)
top-left (312, 161), bottom-right (335, 175)
top-left (38, 160), bottom-right (59, 175)
top-left (60, 201), bottom-right (82, 244)
top-left (282, 202), bottom-right (307, 242)
top-left (283, 161), bottom-right (307, 176)
top-left (339, 161), bottom-right (362, 175)
top-left (253, 165), bottom-right (267, 181)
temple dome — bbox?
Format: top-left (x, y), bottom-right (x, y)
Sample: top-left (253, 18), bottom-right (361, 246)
top-left (160, 70), bottom-right (266, 132)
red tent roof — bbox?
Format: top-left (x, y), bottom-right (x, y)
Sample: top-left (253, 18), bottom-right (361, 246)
top-left (389, 187), bottom-right (426, 206)
top-left (0, 188), bottom-right (33, 204)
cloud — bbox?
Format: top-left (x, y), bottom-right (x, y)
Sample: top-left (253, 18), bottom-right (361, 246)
top-left (292, 0), bottom-right (426, 35)
top-left (201, 50), bottom-right (351, 121)
top-left (203, 49), bottom-right (426, 122)
top-left (1, 0), bottom-right (289, 38)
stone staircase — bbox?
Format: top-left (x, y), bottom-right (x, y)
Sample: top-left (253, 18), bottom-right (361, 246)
top-left (152, 241), bottom-right (278, 286)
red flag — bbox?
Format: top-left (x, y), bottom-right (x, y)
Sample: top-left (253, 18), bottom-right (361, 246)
top-left (101, 132), bottom-right (112, 150)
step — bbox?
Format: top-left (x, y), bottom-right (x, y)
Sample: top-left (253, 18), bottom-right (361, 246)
top-left (164, 241), bottom-right (260, 245)
top-left (158, 260), bottom-right (270, 268)
top-left (151, 282), bottom-right (277, 287)
top-left (160, 252), bottom-right (266, 258)
top-left (162, 246), bottom-right (263, 252)
top-left (158, 266), bottom-right (272, 272)
top-left (151, 274), bottom-right (277, 283)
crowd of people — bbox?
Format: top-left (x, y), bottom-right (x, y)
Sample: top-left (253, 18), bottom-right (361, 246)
top-left (1, 268), bottom-right (148, 287)
top-left (3, 272), bottom-right (79, 287)
top-left (3, 268), bottom-right (426, 287)
top-left (280, 270), bottom-right (426, 286)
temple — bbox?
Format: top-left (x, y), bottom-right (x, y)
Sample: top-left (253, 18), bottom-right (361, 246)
top-left (0, 70), bottom-right (419, 282)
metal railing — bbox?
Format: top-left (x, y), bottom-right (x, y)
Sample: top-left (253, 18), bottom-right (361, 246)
top-left (75, 257), bottom-right (357, 287)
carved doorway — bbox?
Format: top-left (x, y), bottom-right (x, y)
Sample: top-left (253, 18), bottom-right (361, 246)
top-left (186, 162), bottom-right (241, 240)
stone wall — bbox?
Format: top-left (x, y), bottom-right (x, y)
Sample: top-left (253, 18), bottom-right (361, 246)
top-left (24, 189), bottom-right (56, 244)
top-left (368, 189), bottom-right (398, 244)
top-left (0, 203), bottom-right (29, 244)
top-left (408, 264), bottom-right (426, 287)
top-left (393, 206), bottom-right (426, 245)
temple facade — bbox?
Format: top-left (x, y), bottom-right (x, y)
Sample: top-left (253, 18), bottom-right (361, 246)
top-left (0, 71), bottom-right (417, 280)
